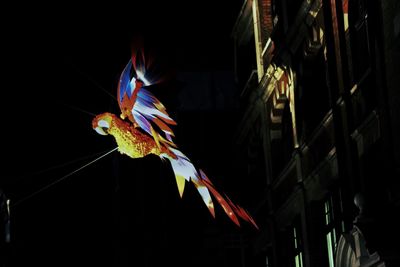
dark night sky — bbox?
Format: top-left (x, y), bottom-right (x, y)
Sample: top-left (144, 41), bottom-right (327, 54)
top-left (3, 1), bottom-right (243, 170)
top-left (2, 2), bottom-right (256, 266)
top-left (3, 2), bottom-right (244, 188)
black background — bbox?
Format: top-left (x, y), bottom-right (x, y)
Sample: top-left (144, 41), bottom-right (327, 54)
top-left (1, 2), bottom-right (256, 266)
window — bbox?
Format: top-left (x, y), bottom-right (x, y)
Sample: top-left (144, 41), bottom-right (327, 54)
top-left (293, 225), bottom-right (304, 267)
top-left (324, 192), bottom-right (345, 267)
top-left (342, 0), bottom-right (349, 32)
top-left (270, 0), bottom-right (286, 46)
top-left (325, 198), bottom-right (336, 267)
top-left (265, 248), bottom-right (273, 267)
top-left (265, 254), bottom-right (270, 267)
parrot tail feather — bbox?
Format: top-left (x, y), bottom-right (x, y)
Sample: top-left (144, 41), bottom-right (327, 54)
top-left (160, 149), bottom-right (215, 217)
top-left (198, 170), bottom-right (259, 229)
top-left (160, 148), bottom-right (258, 229)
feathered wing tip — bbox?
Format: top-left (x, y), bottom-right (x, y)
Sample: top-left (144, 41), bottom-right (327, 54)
top-left (161, 148), bottom-right (258, 229)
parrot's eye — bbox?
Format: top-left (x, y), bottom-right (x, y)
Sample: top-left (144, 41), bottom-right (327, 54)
top-left (94, 119), bottom-right (110, 135)
top-left (98, 119), bottom-right (110, 129)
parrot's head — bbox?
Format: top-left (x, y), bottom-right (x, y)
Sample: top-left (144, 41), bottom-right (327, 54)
top-left (92, 112), bottom-right (116, 136)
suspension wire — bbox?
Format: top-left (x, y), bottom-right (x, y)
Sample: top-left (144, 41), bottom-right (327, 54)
top-left (11, 147), bottom-right (118, 207)
top-left (61, 103), bottom-right (97, 117)
top-left (7, 148), bottom-right (114, 183)
top-left (64, 58), bottom-right (117, 101)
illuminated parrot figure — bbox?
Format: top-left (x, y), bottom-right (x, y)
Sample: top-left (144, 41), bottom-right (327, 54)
top-left (92, 52), bottom-right (258, 229)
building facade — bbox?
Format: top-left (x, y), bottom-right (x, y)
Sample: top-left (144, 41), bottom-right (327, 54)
top-left (232, 0), bottom-right (400, 266)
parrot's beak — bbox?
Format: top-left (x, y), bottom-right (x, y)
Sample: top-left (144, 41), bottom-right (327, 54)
top-left (95, 126), bottom-right (108, 135)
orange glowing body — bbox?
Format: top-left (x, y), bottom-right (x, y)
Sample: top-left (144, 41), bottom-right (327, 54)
top-left (92, 112), bottom-right (175, 159)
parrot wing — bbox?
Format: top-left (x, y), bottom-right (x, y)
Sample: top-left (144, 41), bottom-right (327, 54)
top-left (117, 58), bottom-right (177, 149)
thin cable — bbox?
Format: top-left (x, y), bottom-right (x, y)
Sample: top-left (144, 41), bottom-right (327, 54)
top-left (65, 59), bottom-right (117, 101)
top-left (23, 148), bottom-right (116, 178)
top-left (61, 103), bottom-right (97, 117)
top-left (12, 147), bottom-right (118, 207)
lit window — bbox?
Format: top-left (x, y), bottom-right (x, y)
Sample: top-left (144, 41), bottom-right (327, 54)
top-left (324, 192), bottom-right (345, 267)
top-left (342, 0), bottom-right (349, 32)
top-left (265, 255), bottom-right (270, 267)
top-left (293, 226), bottom-right (304, 267)
top-left (325, 198), bottom-right (336, 267)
